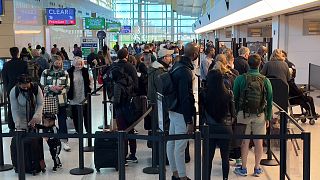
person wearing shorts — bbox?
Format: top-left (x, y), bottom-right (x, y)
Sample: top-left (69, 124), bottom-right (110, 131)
top-left (233, 54), bottom-right (273, 177)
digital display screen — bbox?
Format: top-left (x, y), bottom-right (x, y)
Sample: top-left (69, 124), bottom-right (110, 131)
top-left (0, 0), bottom-right (4, 16)
top-left (0, 59), bottom-right (4, 71)
top-left (46, 8), bottom-right (76, 25)
top-left (84, 17), bottom-right (105, 30)
top-left (106, 22), bottom-right (121, 32)
top-left (121, 26), bottom-right (131, 34)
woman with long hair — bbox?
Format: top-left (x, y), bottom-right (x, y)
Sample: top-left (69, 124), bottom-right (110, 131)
top-left (202, 69), bottom-right (234, 180)
top-left (102, 45), bottom-right (112, 65)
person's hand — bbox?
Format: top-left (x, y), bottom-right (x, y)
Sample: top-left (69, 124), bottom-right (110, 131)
top-left (28, 118), bottom-right (38, 128)
top-left (56, 86), bottom-right (64, 91)
top-left (266, 121), bottom-right (270, 128)
top-left (93, 59), bottom-right (98, 65)
top-left (187, 123), bottom-right (194, 134)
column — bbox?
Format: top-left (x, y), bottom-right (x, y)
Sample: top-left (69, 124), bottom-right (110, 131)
top-left (0, 0), bottom-right (15, 57)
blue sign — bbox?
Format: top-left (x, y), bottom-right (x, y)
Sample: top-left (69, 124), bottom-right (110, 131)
top-left (121, 26), bottom-right (131, 34)
top-left (46, 8), bottom-right (76, 25)
top-left (0, 0), bottom-right (4, 16)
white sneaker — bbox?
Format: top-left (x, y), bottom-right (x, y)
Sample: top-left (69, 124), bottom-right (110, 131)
top-left (63, 142), bottom-right (71, 152)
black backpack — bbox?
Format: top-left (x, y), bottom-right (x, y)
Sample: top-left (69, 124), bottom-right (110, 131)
top-left (103, 63), bottom-right (133, 100)
top-left (156, 63), bottom-right (187, 111)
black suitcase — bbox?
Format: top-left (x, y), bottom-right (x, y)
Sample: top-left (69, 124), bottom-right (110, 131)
top-left (10, 136), bottom-right (46, 175)
top-left (94, 131), bottom-right (118, 172)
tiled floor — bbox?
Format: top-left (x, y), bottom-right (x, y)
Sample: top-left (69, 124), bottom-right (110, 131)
top-left (0, 89), bottom-right (319, 180)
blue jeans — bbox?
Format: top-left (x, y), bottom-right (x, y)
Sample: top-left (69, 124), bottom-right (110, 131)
top-left (57, 106), bottom-right (68, 142)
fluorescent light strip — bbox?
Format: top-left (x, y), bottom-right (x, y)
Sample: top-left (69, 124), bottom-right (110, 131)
top-left (15, 30), bottom-right (42, 34)
top-left (194, 0), bottom-right (319, 34)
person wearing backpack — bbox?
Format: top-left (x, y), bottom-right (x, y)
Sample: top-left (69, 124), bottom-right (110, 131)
top-left (31, 49), bottom-right (50, 82)
top-left (233, 54), bottom-right (273, 177)
top-left (10, 74), bottom-right (43, 130)
top-left (112, 48), bottom-right (139, 163)
top-left (2, 47), bottom-right (28, 132)
top-left (166, 42), bottom-right (199, 180)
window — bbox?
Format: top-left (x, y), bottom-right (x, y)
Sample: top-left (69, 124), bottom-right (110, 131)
top-left (303, 19), bottom-right (320, 35)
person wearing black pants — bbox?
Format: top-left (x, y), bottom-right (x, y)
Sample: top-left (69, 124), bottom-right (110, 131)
top-left (71, 104), bottom-right (89, 133)
top-left (201, 69), bottom-right (234, 180)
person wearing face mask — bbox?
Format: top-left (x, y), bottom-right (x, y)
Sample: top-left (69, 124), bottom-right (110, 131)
top-left (40, 55), bottom-right (71, 151)
top-left (167, 42), bottom-right (199, 180)
top-left (67, 57), bottom-right (92, 133)
top-left (234, 47), bottom-right (250, 75)
top-left (10, 74), bottom-right (44, 130)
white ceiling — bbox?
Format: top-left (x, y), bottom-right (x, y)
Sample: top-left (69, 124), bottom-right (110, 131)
top-left (146, 0), bottom-right (203, 17)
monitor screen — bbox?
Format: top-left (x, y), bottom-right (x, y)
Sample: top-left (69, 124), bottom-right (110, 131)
top-left (106, 22), bottom-right (121, 32)
top-left (46, 8), bottom-right (76, 25)
top-left (84, 17), bottom-right (105, 30)
top-left (0, 0), bottom-right (3, 16)
top-left (0, 59), bottom-right (4, 71)
top-left (121, 26), bottom-right (131, 34)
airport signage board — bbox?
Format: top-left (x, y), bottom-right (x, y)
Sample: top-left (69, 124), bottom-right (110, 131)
top-left (120, 26), bottom-right (131, 34)
top-left (81, 37), bottom-right (98, 58)
top-left (0, 0), bottom-right (4, 16)
top-left (85, 17), bottom-right (105, 30)
top-left (106, 22), bottom-right (121, 32)
top-left (46, 8), bottom-right (76, 25)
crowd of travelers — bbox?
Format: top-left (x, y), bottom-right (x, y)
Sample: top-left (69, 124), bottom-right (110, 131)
top-left (1, 39), bottom-right (318, 179)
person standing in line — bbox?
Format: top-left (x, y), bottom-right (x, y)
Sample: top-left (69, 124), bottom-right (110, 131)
top-left (167, 42), bottom-right (199, 180)
top-left (113, 42), bottom-right (120, 52)
top-left (234, 47), bottom-right (250, 75)
top-left (60, 47), bottom-right (70, 61)
top-left (40, 55), bottom-right (71, 151)
top-left (200, 46), bottom-right (215, 82)
top-left (67, 57), bottom-right (91, 133)
top-left (2, 47), bottom-right (28, 132)
top-left (233, 54), bottom-right (273, 177)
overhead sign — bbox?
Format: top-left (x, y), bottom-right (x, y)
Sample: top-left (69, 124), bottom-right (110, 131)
top-left (81, 37), bottom-right (98, 58)
top-left (85, 17), bottom-right (105, 30)
top-left (46, 8), bottom-right (76, 25)
top-left (0, 0), bottom-right (3, 16)
top-left (106, 22), bottom-right (121, 32)
top-left (121, 26), bottom-right (131, 34)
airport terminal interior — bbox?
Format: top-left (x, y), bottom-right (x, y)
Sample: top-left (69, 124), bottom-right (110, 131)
top-left (1, 0), bottom-right (320, 179)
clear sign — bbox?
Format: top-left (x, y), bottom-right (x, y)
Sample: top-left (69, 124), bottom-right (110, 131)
top-left (85, 17), bottom-right (105, 30)
top-left (46, 8), bottom-right (76, 25)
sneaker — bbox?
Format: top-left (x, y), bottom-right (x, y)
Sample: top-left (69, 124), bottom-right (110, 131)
top-left (234, 167), bottom-right (247, 176)
top-left (63, 142), bottom-right (71, 152)
top-left (235, 159), bottom-right (242, 167)
top-left (126, 154), bottom-right (138, 163)
top-left (253, 167), bottom-right (264, 177)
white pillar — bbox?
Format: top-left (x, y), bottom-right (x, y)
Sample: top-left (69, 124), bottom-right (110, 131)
top-left (272, 15), bottom-right (287, 51)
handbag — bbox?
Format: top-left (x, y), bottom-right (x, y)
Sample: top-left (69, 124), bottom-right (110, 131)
top-left (43, 95), bottom-right (59, 114)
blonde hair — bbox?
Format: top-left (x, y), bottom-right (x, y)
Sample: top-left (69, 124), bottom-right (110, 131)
top-left (270, 49), bottom-right (285, 61)
top-left (213, 54), bottom-right (230, 74)
top-left (238, 47), bottom-right (250, 56)
top-left (72, 56), bottom-right (84, 67)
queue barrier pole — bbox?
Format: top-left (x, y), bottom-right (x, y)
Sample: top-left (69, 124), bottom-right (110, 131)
top-left (84, 93), bottom-right (94, 152)
top-left (260, 121), bottom-right (279, 166)
top-left (202, 125), bottom-right (210, 180)
top-left (91, 67), bottom-right (100, 96)
top-left (16, 130), bottom-right (26, 180)
top-left (70, 105), bottom-right (94, 175)
top-left (302, 131), bottom-right (311, 180)
top-left (118, 131), bottom-right (126, 180)
top-left (0, 105), bottom-right (13, 172)
top-left (158, 130), bottom-right (166, 180)
top-left (194, 131), bottom-right (201, 180)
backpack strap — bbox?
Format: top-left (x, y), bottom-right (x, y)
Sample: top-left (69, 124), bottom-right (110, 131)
top-left (15, 83), bottom-right (39, 99)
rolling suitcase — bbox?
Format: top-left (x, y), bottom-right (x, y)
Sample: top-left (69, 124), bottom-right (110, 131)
top-left (94, 131), bottom-right (118, 172)
top-left (10, 136), bottom-right (46, 175)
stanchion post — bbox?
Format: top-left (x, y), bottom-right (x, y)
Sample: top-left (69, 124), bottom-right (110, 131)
top-left (84, 93), bottom-right (94, 152)
top-left (91, 67), bottom-right (100, 96)
top-left (158, 131), bottom-right (166, 180)
top-left (279, 111), bottom-right (287, 180)
top-left (98, 85), bottom-right (107, 130)
top-left (16, 130), bottom-right (26, 180)
top-left (143, 104), bottom-right (159, 174)
top-left (118, 131), bottom-right (126, 180)
top-left (260, 120), bottom-right (278, 166)
top-left (0, 107), bottom-right (13, 171)
top-left (202, 125), bottom-right (210, 180)
top-left (70, 105), bottom-right (94, 175)
top-left (302, 131), bottom-right (311, 180)
top-left (194, 131), bottom-right (201, 180)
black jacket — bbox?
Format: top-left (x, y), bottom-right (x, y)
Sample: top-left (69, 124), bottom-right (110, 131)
top-left (171, 56), bottom-right (196, 124)
top-left (67, 67), bottom-right (91, 100)
top-left (116, 59), bottom-right (139, 94)
top-left (234, 56), bottom-right (249, 75)
top-left (2, 58), bottom-right (28, 94)
top-left (87, 52), bottom-right (99, 68)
